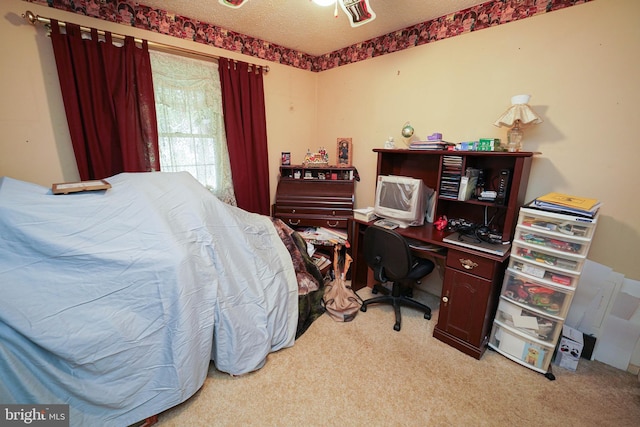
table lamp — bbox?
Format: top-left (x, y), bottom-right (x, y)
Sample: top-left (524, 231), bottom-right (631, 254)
top-left (494, 95), bottom-right (542, 152)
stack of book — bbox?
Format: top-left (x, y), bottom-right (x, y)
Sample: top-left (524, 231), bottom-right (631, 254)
top-left (299, 226), bottom-right (349, 246)
top-left (311, 252), bottom-right (331, 272)
top-left (409, 140), bottom-right (455, 150)
top-left (353, 207), bottom-right (377, 222)
top-left (318, 227), bottom-right (348, 243)
top-left (530, 192), bottom-right (601, 218)
top-left (439, 155), bottom-right (463, 199)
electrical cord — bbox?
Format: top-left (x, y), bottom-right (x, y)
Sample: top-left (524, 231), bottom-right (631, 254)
top-left (447, 217), bottom-right (505, 245)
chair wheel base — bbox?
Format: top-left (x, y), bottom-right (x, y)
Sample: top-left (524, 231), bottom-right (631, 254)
top-left (359, 288), bottom-right (432, 331)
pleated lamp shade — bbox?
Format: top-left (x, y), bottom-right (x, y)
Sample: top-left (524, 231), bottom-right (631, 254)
top-left (494, 95), bottom-right (543, 127)
top-left (494, 95), bottom-right (542, 151)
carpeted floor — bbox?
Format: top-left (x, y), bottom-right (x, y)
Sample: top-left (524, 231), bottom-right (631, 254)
top-left (154, 287), bottom-right (640, 426)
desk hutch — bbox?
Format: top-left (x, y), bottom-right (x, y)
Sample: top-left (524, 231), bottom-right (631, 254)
top-left (350, 149), bottom-right (536, 359)
top-left (273, 164), bottom-right (356, 235)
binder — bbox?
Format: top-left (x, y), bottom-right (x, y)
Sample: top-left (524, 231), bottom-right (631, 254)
top-left (532, 192), bottom-right (601, 217)
top-left (535, 192), bottom-right (599, 211)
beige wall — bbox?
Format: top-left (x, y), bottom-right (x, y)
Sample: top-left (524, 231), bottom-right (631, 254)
top-left (315, 0), bottom-right (640, 281)
top-left (0, 0), bottom-right (318, 189)
top-left (1, 0), bottom-right (638, 280)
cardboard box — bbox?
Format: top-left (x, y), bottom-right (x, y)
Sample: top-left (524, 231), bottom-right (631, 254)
top-left (479, 138), bottom-right (501, 151)
top-left (555, 325), bottom-right (584, 371)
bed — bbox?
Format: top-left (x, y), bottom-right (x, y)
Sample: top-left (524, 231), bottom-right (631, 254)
top-left (0, 171), bottom-right (325, 427)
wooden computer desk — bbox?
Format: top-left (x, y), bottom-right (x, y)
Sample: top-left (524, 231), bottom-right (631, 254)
top-left (351, 149), bottom-right (536, 359)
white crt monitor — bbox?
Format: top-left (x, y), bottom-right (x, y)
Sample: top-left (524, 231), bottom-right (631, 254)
top-left (374, 175), bottom-right (428, 228)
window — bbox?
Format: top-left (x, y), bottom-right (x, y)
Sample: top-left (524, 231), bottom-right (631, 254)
top-left (149, 50), bottom-right (236, 205)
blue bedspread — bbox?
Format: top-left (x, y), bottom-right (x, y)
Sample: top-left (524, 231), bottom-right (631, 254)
top-left (0, 172), bottom-right (298, 426)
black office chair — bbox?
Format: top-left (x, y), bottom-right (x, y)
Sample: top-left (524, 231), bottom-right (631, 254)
top-left (359, 225), bottom-right (434, 331)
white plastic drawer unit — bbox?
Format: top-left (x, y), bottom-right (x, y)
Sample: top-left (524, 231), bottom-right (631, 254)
top-left (508, 259), bottom-right (578, 289)
top-left (501, 268), bottom-right (575, 319)
top-left (517, 207), bottom-right (597, 239)
top-left (494, 299), bottom-right (563, 345)
top-left (489, 321), bottom-right (555, 373)
top-left (510, 241), bottom-right (585, 273)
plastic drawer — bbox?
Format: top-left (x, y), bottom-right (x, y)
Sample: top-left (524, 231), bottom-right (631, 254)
top-left (501, 269), bottom-right (574, 319)
top-left (515, 225), bottom-right (591, 257)
top-left (511, 241), bottom-right (585, 273)
top-left (494, 299), bottom-right (563, 344)
top-left (518, 207), bottom-right (597, 239)
top-left (508, 258), bottom-right (578, 289)
top-left (489, 320), bottom-right (554, 373)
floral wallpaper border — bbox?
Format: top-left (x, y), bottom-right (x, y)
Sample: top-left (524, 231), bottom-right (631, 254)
top-left (24, 0), bottom-right (591, 72)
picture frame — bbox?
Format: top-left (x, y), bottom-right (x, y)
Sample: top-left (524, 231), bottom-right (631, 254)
top-left (52, 179), bottom-right (111, 195)
top-left (336, 138), bottom-right (352, 167)
top-left (281, 152), bottom-right (291, 165)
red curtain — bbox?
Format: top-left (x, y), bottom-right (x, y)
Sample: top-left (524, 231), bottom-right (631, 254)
top-left (218, 58), bottom-right (270, 215)
top-left (50, 21), bottom-right (159, 180)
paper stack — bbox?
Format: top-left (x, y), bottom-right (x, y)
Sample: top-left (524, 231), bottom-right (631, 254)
top-left (311, 252), bottom-right (331, 271)
top-left (353, 207), bottom-right (376, 222)
top-left (531, 192), bottom-right (601, 218)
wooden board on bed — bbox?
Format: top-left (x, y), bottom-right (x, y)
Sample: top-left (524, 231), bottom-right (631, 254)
top-left (52, 180), bottom-right (111, 195)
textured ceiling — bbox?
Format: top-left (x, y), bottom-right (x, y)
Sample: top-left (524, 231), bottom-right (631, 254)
top-left (138, 0), bottom-right (489, 56)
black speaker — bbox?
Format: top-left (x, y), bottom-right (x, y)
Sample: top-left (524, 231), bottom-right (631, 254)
top-left (474, 169), bottom-right (485, 198)
top-left (495, 169), bottom-right (510, 205)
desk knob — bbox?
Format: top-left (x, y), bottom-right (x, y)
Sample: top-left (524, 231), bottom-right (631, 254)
top-left (442, 296), bottom-right (449, 304)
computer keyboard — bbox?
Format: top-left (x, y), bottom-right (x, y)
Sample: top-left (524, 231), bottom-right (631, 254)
top-left (373, 219), bottom-right (399, 230)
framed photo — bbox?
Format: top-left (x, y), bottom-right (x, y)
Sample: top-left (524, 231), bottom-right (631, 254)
top-left (52, 179), bottom-right (111, 195)
top-left (281, 152), bottom-right (291, 165)
top-left (336, 138), bottom-right (352, 166)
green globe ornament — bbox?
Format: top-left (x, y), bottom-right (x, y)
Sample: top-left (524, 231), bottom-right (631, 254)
top-left (401, 122), bottom-right (414, 138)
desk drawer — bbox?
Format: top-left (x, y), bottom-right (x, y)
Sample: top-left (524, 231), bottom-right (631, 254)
top-left (277, 214), bottom-right (348, 229)
top-left (274, 205), bottom-right (352, 217)
top-left (446, 249), bottom-right (497, 280)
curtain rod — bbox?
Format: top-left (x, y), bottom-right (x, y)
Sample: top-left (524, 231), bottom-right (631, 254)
top-left (22, 10), bottom-right (270, 74)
